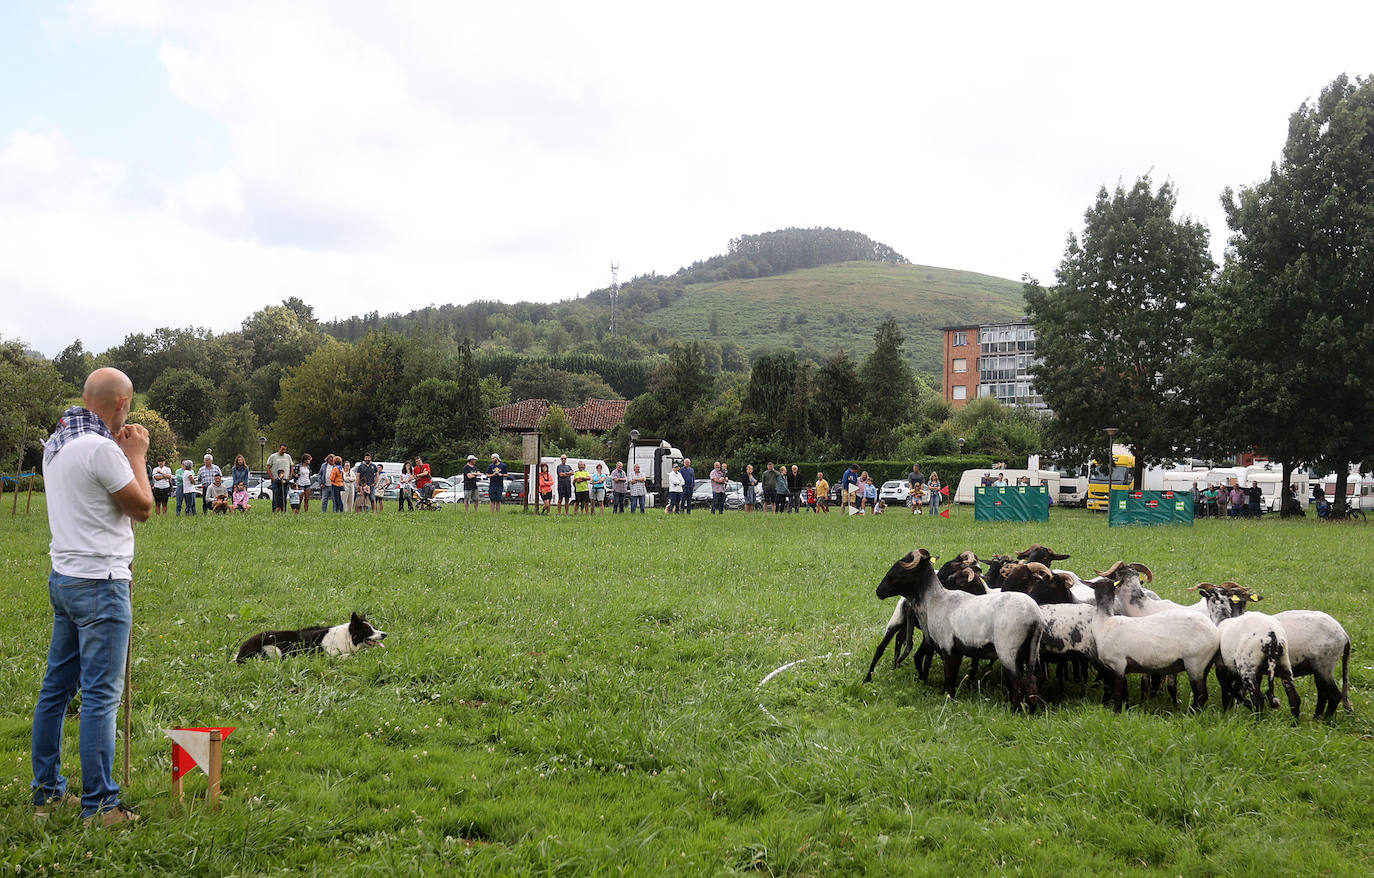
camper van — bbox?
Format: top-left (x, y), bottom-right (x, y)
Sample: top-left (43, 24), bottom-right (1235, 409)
top-left (1246, 465), bottom-right (1309, 513)
top-left (1318, 469), bottom-right (1370, 512)
top-left (954, 469), bottom-right (1062, 505)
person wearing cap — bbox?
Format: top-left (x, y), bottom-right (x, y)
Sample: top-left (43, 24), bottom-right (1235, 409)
top-left (667, 462), bottom-right (684, 513)
top-left (554, 454), bottom-right (574, 516)
top-left (462, 454), bottom-right (481, 511)
top-left (196, 454), bottom-right (221, 513)
top-left (487, 453), bottom-right (508, 512)
top-left (150, 456), bottom-right (173, 515)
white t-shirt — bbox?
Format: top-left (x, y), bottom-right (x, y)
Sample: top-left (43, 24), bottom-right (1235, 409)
top-left (151, 465), bottom-right (173, 489)
top-left (46, 433), bottom-right (136, 580)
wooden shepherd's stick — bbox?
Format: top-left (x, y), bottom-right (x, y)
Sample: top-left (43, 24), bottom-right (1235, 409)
top-left (122, 578), bottom-right (132, 789)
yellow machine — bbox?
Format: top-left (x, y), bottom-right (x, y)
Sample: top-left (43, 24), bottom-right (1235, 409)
top-left (1086, 447), bottom-right (1136, 511)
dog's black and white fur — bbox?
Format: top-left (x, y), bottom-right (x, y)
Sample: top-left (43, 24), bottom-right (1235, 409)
top-left (235, 612), bottom-right (387, 662)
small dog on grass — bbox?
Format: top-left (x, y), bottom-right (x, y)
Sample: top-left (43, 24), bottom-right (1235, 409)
top-left (235, 612), bottom-right (387, 662)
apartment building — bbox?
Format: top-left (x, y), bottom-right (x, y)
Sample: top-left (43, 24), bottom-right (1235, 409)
top-left (939, 318), bottom-right (1046, 410)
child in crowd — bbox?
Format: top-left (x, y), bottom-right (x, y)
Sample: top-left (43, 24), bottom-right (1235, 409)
top-left (232, 482), bottom-right (250, 513)
top-left (272, 469), bottom-right (289, 513)
top-left (289, 484), bottom-right (303, 513)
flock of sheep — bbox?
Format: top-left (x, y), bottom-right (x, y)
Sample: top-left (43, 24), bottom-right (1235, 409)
top-left (865, 544), bottom-right (1352, 718)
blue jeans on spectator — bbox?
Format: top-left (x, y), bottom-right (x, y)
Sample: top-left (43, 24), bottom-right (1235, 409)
top-left (668, 492), bottom-right (681, 513)
top-left (929, 492), bottom-right (941, 515)
top-left (613, 491), bottom-right (626, 513)
top-left (32, 572), bottom-right (131, 818)
top-left (682, 489), bottom-right (693, 514)
top-left (630, 494), bottom-right (646, 513)
top-left (711, 492), bottom-right (726, 514)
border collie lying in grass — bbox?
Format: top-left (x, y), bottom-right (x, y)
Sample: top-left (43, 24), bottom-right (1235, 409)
top-left (235, 612), bottom-right (387, 662)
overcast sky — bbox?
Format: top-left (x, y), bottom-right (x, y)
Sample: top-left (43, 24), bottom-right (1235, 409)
top-left (2, 1), bottom-right (1371, 357)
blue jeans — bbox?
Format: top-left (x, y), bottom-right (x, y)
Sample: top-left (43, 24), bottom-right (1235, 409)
top-left (630, 494), bottom-right (645, 513)
top-left (682, 489), bottom-right (693, 514)
top-left (613, 492), bottom-right (626, 513)
top-left (32, 572), bottom-right (131, 817)
top-left (711, 492), bottom-right (726, 514)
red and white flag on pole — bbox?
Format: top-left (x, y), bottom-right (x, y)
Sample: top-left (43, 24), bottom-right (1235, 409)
top-left (164, 727), bottom-right (236, 780)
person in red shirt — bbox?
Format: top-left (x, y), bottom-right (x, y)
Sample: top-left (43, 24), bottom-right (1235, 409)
top-left (413, 456), bottom-right (432, 501)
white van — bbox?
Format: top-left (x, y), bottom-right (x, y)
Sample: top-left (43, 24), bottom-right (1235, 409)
top-left (537, 457), bottom-right (611, 505)
top-left (954, 469), bottom-right (1061, 505)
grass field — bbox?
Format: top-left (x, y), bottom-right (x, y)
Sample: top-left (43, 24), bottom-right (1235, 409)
top-left (2, 500), bottom-right (1371, 876)
top-left (642, 262), bottom-right (1026, 376)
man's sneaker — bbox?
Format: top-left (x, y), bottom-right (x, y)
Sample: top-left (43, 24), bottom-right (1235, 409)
top-left (33, 793), bottom-right (81, 820)
top-left (84, 804), bottom-right (140, 828)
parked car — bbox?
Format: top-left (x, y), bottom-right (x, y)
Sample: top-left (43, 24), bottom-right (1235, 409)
top-left (879, 480), bottom-right (911, 505)
top-left (690, 480), bottom-right (745, 508)
top-left (436, 476), bottom-right (499, 504)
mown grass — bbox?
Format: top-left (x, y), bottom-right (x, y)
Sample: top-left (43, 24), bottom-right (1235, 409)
top-left (642, 262), bottom-right (1025, 373)
top-left (1, 500), bottom-right (1371, 876)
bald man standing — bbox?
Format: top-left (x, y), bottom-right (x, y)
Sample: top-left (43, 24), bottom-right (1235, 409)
top-left (31, 368), bottom-right (151, 827)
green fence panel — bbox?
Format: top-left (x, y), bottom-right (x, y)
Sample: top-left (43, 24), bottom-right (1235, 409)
top-left (1108, 490), bottom-right (1194, 527)
top-left (974, 485), bottom-right (1049, 522)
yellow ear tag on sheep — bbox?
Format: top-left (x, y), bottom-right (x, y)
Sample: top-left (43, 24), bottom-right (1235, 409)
top-left (1249, 594), bottom-right (1260, 602)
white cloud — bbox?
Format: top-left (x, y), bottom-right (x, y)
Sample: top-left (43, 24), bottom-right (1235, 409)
top-left (4, 0), bottom-right (1374, 355)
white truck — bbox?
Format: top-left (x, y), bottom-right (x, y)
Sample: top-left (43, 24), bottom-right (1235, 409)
top-left (625, 439), bottom-right (685, 508)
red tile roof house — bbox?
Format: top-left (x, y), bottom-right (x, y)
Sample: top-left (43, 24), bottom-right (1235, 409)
top-left (490, 398), bottom-right (630, 434)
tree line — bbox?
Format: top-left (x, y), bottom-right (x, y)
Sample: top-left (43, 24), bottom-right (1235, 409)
top-left (1027, 74), bottom-right (1374, 513)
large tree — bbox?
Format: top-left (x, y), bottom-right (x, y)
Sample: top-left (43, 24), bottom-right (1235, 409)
top-left (0, 338), bottom-right (66, 471)
top-left (126, 408), bottom-right (179, 468)
top-left (1191, 75), bottom-right (1374, 513)
top-left (146, 367), bottom-right (217, 442)
top-left (1025, 176), bottom-right (1214, 483)
top-left (274, 333), bottom-right (405, 460)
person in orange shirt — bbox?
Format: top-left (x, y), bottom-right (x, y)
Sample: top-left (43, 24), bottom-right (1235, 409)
top-left (327, 455), bottom-right (346, 513)
top-left (536, 462), bottom-right (554, 514)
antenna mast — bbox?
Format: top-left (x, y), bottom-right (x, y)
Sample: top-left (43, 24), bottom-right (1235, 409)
top-left (609, 261), bottom-right (620, 337)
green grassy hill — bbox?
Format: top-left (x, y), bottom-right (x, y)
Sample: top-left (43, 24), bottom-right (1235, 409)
top-left (641, 262), bottom-right (1026, 376)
